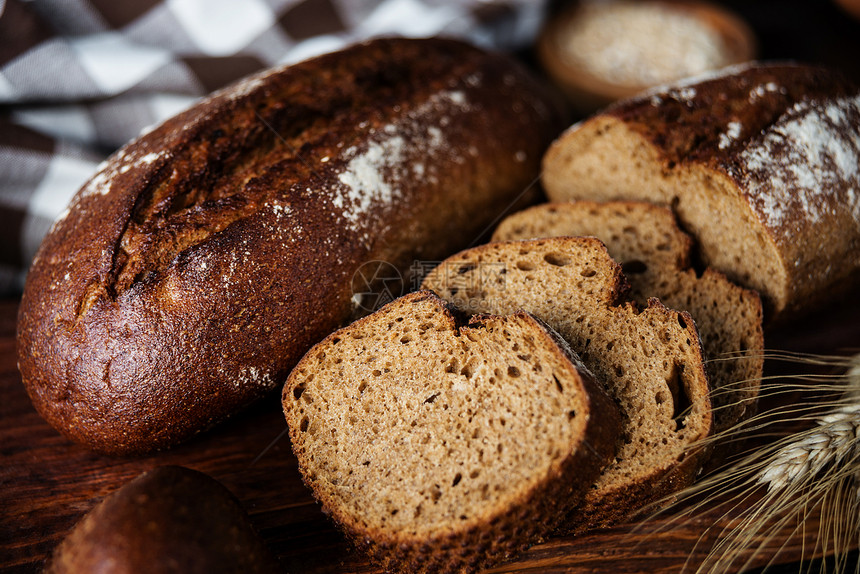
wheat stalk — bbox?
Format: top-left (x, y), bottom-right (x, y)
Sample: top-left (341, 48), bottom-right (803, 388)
top-left (757, 404), bottom-right (860, 493)
top-left (704, 352), bottom-right (860, 573)
top-left (635, 351), bottom-right (860, 574)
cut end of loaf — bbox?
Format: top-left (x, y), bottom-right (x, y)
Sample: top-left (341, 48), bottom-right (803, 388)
top-left (542, 115), bottom-right (788, 316)
top-left (283, 290), bottom-right (619, 572)
top-left (541, 63), bottom-right (860, 320)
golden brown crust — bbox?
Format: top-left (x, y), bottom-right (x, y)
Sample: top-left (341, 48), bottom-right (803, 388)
top-left (16, 38), bottom-right (561, 455)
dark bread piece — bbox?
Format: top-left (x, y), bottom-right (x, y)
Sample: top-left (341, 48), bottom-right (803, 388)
top-left (16, 38), bottom-right (560, 455)
top-left (45, 466), bottom-right (279, 573)
top-left (282, 290), bottom-right (620, 573)
top-left (422, 237), bottom-right (713, 531)
top-left (493, 200), bottom-right (764, 432)
top-left (542, 63), bottom-right (860, 320)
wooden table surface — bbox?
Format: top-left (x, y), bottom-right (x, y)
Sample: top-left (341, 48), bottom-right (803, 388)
top-left (4, 4), bottom-right (860, 572)
top-left (2, 292), bottom-right (859, 573)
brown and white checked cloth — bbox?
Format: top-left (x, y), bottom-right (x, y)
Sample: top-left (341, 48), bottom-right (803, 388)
top-left (0, 0), bottom-right (548, 296)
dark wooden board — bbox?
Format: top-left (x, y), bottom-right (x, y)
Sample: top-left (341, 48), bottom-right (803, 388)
top-left (2, 294), bottom-right (859, 573)
top-left (5, 4), bottom-right (860, 570)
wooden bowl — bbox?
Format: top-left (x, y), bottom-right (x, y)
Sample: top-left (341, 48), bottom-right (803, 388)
top-left (537, 0), bottom-right (757, 115)
top-left (834, 0), bottom-right (860, 20)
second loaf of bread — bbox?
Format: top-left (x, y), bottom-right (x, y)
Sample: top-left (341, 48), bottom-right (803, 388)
top-left (16, 38), bottom-right (560, 455)
top-left (542, 63), bottom-right (860, 320)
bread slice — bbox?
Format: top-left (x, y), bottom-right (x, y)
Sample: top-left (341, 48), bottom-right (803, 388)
top-left (541, 63), bottom-right (860, 320)
top-left (492, 200), bottom-right (764, 433)
top-left (283, 290), bottom-right (620, 572)
top-left (421, 237), bottom-right (713, 531)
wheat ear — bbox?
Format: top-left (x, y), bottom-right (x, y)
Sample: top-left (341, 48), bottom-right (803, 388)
top-left (633, 351), bottom-right (860, 574)
top-left (757, 403), bottom-right (860, 495)
top-left (706, 353), bottom-right (860, 573)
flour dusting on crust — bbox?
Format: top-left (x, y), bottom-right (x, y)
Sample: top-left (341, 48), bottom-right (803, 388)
top-left (236, 365), bottom-right (276, 389)
top-left (732, 93), bottom-right (860, 231)
top-left (330, 91), bottom-right (471, 236)
top-left (80, 146), bottom-right (166, 199)
top-left (644, 61), bottom-right (759, 107)
top-left (718, 121), bottom-right (743, 150)
top-left (749, 81), bottom-right (785, 103)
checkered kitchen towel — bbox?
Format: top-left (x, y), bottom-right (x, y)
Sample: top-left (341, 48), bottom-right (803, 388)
top-left (0, 0), bottom-right (547, 296)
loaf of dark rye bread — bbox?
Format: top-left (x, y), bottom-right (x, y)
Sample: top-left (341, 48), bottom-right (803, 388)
top-left (283, 290), bottom-right (620, 573)
top-left (493, 201), bottom-right (764, 433)
top-left (542, 63), bottom-right (860, 320)
top-left (16, 38), bottom-right (560, 455)
top-left (422, 237), bottom-right (713, 531)
top-left (46, 466), bottom-right (279, 573)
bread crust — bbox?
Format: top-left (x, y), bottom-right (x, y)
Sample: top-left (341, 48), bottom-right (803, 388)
top-left (16, 38), bottom-right (560, 455)
top-left (45, 466), bottom-right (278, 573)
top-left (543, 63), bottom-right (860, 319)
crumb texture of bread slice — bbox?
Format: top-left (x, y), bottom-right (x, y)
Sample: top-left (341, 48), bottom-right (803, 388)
top-left (493, 200), bottom-right (764, 432)
top-left (541, 63), bottom-right (860, 320)
top-left (283, 290), bottom-right (619, 573)
top-left (422, 237), bottom-right (713, 531)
